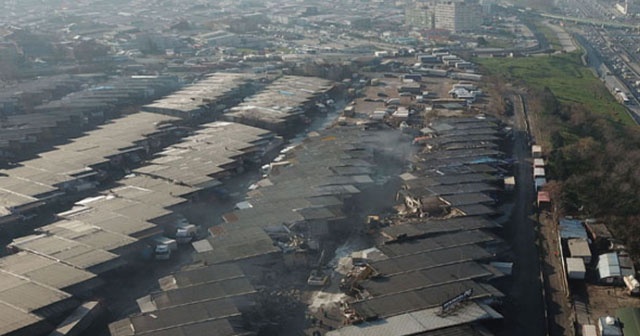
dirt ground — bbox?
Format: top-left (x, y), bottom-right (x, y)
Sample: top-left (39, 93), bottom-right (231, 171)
top-left (584, 284), bottom-right (639, 321)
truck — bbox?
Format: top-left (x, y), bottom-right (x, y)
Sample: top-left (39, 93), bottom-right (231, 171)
top-left (154, 244), bottom-right (171, 261)
top-left (152, 236), bottom-right (177, 260)
top-left (175, 224), bottom-right (198, 244)
top-left (167, 215), bottom-right (199, 244)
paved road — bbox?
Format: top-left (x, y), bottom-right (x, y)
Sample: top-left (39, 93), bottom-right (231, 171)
top-left (515, 93), bottom-right (573, 336)
top-left (502, 94), bottom-right (546, 336)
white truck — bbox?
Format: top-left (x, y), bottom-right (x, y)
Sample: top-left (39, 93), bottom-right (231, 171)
top-left (175, 224), bottom-right (198, 244)
top-left (168, 215), bottom-right (199, 244)
top-left (154, 245), bottom-right (171, 260)
top-left (152, 236), bottom-right (177, 260)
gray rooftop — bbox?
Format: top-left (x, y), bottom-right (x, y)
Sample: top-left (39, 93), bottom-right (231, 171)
top-left (118, 174), bottom-right (197, 199)
top-left (158, 263), bottom-right (245, 291)
top-left (439, 193), bottom-right (495, 206)
top-left (0, 301), bottom-right (47, 336)
top-left (381, 217), bottom-right (500, 241)
top-left (0, 111), bottom-right (179, 215)
top-left (10, 234), bottom-right (125, 274)
top-left (38, 219), bottom-right (138, 252)
top-left (371, 244), bottom-right (492, 276)
top-left (351, 280), bottom-right (503, 319)
top-left (0, 251), bottom-right (100, 292)
top-left (0, 270), bottom-right (75, 314)
top-left (379, 230), bottom-right (498, 257)
top-left (195, 227), bottom-right (280, 265)
top-left (361, 262), bottom-right (495, 297)
top-left (110, 299), bottom-right (241, 336)
top-left (131, 318), bottom-right (250, 336)
top-left (145, 277), bottom-right (255, 311)
top-left (142, 73), bottom-right (251, 118)
top-left (426, 183), bottom-right (498, 196)
top-left (135, 121), bottom-right (274, 188)
top-left (225, 76), bottom-right (334, 132)
top-left (328, 303), bottom-right (500, 336)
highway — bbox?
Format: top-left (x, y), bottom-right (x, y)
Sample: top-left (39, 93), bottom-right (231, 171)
top-left (538, 13), bottom-right (639, 30)
top-left (523, 0), bottom-right (640, 124)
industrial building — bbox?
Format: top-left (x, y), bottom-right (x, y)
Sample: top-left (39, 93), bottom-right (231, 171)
top-left (224, 76), bottom-right (337, 135)
top-left (434, 0), bottom-right (483, 32)
top-left (0, 72), bottom-right (340, 336)
top-left (0, 75), bottom-right (180, 162)
top-left (141, 73), bottom-right (255, 119)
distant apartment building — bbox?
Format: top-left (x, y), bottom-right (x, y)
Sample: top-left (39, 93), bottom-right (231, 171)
top-left (479, 0), bottom-right (494, 15)
top-left (434, 0), bottom-right (482, 32)
top-left (406, 0), bottom-right (482, 32)
top-left (405, 3), bottom-right (436, 29)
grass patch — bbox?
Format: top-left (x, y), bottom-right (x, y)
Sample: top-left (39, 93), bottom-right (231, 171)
top-left (485, 37), bottom-right (514, 49)
top-left (533, 22), bottom-right (562, 51)
top-left (475, 52), bottom-right (635, 126)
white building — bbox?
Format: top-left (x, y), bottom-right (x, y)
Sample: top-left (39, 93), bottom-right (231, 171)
top-left (406, 3), bottom-right (436, 29)
top-left (566, 257), bottom-right (586, 280)
top-left (434, 0), bottom-right (483, 32)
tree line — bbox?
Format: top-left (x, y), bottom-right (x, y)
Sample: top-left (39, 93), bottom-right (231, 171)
top-left (530, 86), bottom-right (640, 256)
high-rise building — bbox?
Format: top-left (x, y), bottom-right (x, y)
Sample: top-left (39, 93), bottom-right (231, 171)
top-left (405, 0), bottom-right (483, 32)
top-left (434, 0), bottom-right (482, 32)
top-left (479, 0), bottom-right (494, 15)
top-left (405, 3), bottom-right (436, 29)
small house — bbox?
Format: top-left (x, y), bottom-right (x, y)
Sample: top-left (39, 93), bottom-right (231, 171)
top-left (537, 191), bottom-right (550, 209)
top-left (533, 167), bottom-right (545, 178)
top-left (568, 238), bottom-right (592, 264)
top-left (533, 158), bottom-right (545, 167)
top-left (504, 176), bottom-right (515, 191)
top-left (597, 253), bottom-right (623, 285)
top-left (535, 177), bottom-right (547, 190)
top-left (566, 257), bottom-right (586, 280)
top-left (531, 145), bottom-right (542, 158)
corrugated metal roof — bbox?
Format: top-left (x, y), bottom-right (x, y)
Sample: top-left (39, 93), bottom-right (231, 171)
top-left (150, 277), bottom-right (255, 310)
top-left (426, 183), bottom-right (497, 196)
top-left (379, 230), bottom-right (497, 257)
top-left (454, 204), bottom-right (496, 216)
top-left (144, 318), bottom-right (250, 336)
top-left (413, 325), bottom-right (489, 336)
top-left (159, 264), bottom-right (245, 291)
top-left (329, 302), bottom-right (501, 336)
top-left (381, 217), bottom-right (500, 240)
top-left (597, 253), bottom-right (621, 279)
top-left (568, 239), bottom-right (591, 258)
top-left (566, 258), bottom-right (586, 274)
top-left (119, 299), bottom-right (241, 335)
top-left (559, 218), bottom-right (588, 240)
top-left (362, 262), bottom-right (493, 297)
top-left (439, 193), bottom-right (494, 206)
top-left (372, 245), bottom-right (491, 276)
top-left (11, 234), bottom-right (123, 272)
top-left (0, 301), bottom-right (45, 335)
top-left (0, 251), bottom-right (97, 291)
top-left (352, 280), bottom-right (502, 319)
top-left (0, 271), bottom-right (72, 312)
